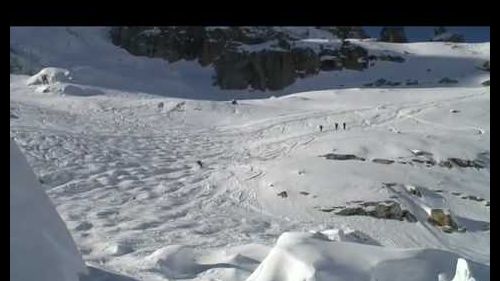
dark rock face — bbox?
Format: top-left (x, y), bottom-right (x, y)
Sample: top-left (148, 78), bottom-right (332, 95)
top-left (332, 26), bottom-right (370, 40)
top-left (109, 27), bottom-right (374, 91)
top-left (364, 78), bottom-right (401, 87)
top-left (439, 77), bottom-right (459, 84)
top-left (321, 153), bottom-right (365, 161)
top-left (214, 50), bottom-right (297, 90)
top-left (379, 27), bottom-right (408, 43)
top-left (431, 27), bottom-right (465, 43)
top-left (277, 191), bottom-right (288, 198)
top-left (337, 42), bottom-right (369, 71)
top-left (441, 158), bottom-right (485, 169)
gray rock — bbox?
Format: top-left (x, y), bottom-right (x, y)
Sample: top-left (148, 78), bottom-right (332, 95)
top-left (321, 153), bottom-right (365, 161)
top-left (372, 158), bottom-right (394, 164)
top-left (109, 26), bottom-right (372, 91)
top-left (439, 77), bottom-right (459, 84)
top-left (379, 27), bottom-right (408, 43)
top-left (427, 209), bottom-right (459, 233)
top-left (277, 191), bottom-right (288, 198)
top-left (334, 200), bottom-right (416, 222)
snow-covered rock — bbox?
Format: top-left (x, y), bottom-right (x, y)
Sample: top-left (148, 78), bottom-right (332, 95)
top-left (26, 67), bottom-right (71, 85)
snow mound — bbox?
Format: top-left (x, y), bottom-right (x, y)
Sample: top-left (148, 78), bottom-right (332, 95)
top-left (33, 83), bottom-right (105, 96)
top-left (59, 84), bottom-right (105, 96)
top-left (144, 245), bottom-right (206, 279)
top-left (26, 67), bottom-right (72, 85)
top-left (246, 232), bottom-right (489, 281)
top-left (26, 67), bottom-right (103, 96)
top-left (452, 258), bottom-right (477, 281)
top-left (10, 139), bottom-right (87, 281)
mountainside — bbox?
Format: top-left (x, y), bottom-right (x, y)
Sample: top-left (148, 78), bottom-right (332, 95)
top-left (10, 26), bottom-right (489, 281)
top-left (11, 27), bottom-right (489, 99)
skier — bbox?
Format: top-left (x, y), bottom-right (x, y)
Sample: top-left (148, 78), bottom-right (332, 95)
top-left (231, 99), bottom-right (238, 105)
top-left (343, 122), bottom-right (346, 130)
top-left (158, 102), bottom-right (164, 110)
top-left (196, 160), bottom-right (203, 168)
top-left (319, 125), bottom-right (323, 132)
top-left (335, 123), bottom-right (339, 130)
top-left (41, 74), bottom-right (48, 85)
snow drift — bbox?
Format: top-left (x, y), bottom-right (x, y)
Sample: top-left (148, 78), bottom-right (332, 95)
top-left (246, 231), bottom-right (489, 281)
top-left (10, 139), bottom-right (87, 281)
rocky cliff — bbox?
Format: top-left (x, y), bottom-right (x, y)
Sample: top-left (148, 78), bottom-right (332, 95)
top-left (110, 27), bottom-right (373, 91)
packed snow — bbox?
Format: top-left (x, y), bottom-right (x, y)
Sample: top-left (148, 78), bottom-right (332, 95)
top-left (10, 139), bottom-right (87, 281)
top-left (10, 27), bottom-right (489, 281)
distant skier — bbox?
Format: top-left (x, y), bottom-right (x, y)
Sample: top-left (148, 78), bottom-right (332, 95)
top-left (231, 99), bottom-right (238, 105)
top-left (319, 125), bottom-right (323, 132)
top-left (196, 160), bottom-right (203, 168)
top-left (158, 102), bottom-right (164, 110)
top-left (343, 122), bottom-right (346, 130)
top-left (335, 123), bottom-right (339, 130)
top-left (41, 74), bottom-right (48, 85)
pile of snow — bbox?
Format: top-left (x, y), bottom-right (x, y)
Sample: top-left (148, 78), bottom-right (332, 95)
top-left (33, 83), bottom-right (105, 96)
top-left (247, 232), bottom-right (489, 281)
top-left (10, 139), bottom-right (87, 281)
top-left (57, 84), bottom-right (105, 96)
top-left (26, 67), bottom-right (72, 85)
top-left (26, 67), bottom-right (105, 96)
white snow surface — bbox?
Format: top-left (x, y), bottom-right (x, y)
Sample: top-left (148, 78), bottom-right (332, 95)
top-left (247, 232), bottom-right (488, 281)
top-left (10, 27), bottom-right (489, 281)
top-left (10, 139), bottom-right (87, 281)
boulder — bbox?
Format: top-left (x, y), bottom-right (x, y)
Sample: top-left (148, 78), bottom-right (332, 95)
top-left (427, 209), bottom-right (459, 233)
top-left (321, 153), bottom-right (365, 161)
top-left (372, 158), bottom-right (394, 164)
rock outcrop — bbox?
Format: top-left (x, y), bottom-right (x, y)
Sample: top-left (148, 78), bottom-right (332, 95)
top-left (431, 27), bottom-right (465, 43)
top-left (379, 27), bottom-right (408, 43)
top-left (109, 27), bottom-right (373, 91)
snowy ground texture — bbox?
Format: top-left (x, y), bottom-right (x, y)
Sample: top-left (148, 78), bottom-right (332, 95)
top-left (10, 27), bottom-right (489, 281)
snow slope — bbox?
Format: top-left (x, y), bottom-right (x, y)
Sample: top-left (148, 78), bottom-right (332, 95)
top-left (10, 139), bottom-right (87, 281)
top-left (10, 27), bottom-right (489, 281)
